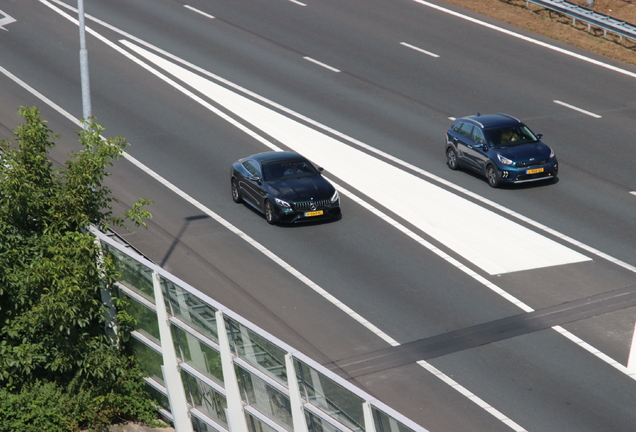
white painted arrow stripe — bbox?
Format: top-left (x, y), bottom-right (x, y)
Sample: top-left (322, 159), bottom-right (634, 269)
top-left (0, 10), bottom-right (16, 31)
top-left (120, 40), bottom-right (590, 275)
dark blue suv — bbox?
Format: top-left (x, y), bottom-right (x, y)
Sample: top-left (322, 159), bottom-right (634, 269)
top-left (445, 113), bottom-right (558, 187)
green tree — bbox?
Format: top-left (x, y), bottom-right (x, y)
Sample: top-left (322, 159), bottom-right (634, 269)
top-left (0, 107), bottom-right (159, 430)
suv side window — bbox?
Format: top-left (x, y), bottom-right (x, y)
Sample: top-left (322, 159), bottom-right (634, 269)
top-left (457, 122), bottom-right (474, 140)
top-left (472, 128), bottom-right (486, 144)
top-left (243, 160), bottom-right (261, 177)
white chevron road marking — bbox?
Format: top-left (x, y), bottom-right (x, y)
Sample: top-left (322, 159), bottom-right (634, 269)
top-left (120, 40), bottom-right (590, 275)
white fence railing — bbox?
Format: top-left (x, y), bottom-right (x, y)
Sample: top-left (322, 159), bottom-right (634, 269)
top-left (92, 227), bottom-right (428, 432)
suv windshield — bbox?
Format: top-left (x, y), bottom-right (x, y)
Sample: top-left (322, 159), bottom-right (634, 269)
top-left (484, 125), bottom-right (539, 148)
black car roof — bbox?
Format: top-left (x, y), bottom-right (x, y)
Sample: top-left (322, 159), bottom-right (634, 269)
top-left (248, 151), bottom-right (305, 163)
top-left (458, 113), bottom-right (523, 129)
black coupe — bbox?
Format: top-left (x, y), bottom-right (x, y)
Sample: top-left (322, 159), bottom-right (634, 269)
top-left (230, 152), bottom-right (341, 224)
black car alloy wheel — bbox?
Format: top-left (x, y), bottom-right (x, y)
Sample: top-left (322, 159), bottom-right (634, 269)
top-left (231, 178), bottom-right (242, 203)
top-left (265, 200), bottom-right (278, 225)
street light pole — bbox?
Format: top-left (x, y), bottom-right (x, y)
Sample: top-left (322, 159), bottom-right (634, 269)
top-left (78, 0), bottom-right (92, 124)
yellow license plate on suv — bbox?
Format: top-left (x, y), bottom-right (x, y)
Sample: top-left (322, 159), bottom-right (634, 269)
top-left (305, 210), bottom-right (323, 217)
top-left (527, 167), bottom-right (544, 174)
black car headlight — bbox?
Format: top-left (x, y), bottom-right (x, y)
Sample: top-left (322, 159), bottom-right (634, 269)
top-left (275, 198), bottom-right (291, 208)
top-left (331, 190), bottom-right (339, 204)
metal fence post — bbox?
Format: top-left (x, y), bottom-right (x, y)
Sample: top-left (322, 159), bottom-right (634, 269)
top-left (216, 311), bottom-right (249, 432)
top-left (285, 354), bottom-right (309, 432)
top-left (153, 271), bottom-right (193, 432)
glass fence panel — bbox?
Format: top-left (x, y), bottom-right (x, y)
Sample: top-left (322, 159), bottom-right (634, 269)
top-left (236, 366), bottom-right (293, 431)
top-left (130, 337), bottom-right (164, 385)
top-left (295, 359), bottom-right (364, 432)
top-left (101, 241), bottom-right (154, 302)
top-left (226, 316), bottom-right (287, 385)
top-left (182, 369), bottom-right (228, 428)
top-left (192, 416), bottom-right (222, 432)
top-left (372, 407), bottom-right (415, 432)
top-left (246, 412), bottom-right (279, 432)
top-left (172, 324), bottom-right (224, 384)
top-left (163, 278), bottom-right (218, 341)
top-left (305, 409), bottom-right (344, 432)
top-left (145, 382), bottom-right (170, 411)
top-left (120, 293), bottom-right (160, 343)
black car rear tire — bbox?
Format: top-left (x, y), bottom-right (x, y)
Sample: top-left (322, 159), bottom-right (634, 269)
top-left (231, 178), bottom-right (242, 203)
top-left (447, 148), bottom-right (459, 170)
top-left (265, 200), bottom-right (278, 225)
top-left (487, 165), bottom-right (500, 188)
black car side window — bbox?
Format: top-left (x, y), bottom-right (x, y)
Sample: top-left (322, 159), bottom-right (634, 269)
top-left (243, 160), bottom-right (261, 177)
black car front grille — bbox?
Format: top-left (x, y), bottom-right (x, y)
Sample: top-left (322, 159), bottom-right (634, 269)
top-left (516, 159), bottom-right (550, 168)
top-left (293, 199), bottom-right (331, 212)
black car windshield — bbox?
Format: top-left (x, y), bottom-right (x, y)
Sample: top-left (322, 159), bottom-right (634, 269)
top-left (262, 160), bottom-right (318, 181)
top-left (484, 125), bottom-right (539, 148)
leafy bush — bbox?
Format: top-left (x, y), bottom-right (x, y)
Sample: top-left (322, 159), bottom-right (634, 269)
top-left (0, 107), bottom-right (158, 431)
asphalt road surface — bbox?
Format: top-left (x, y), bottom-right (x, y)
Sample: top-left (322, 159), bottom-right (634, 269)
top-left (2, 1), bottom-right (636, 431)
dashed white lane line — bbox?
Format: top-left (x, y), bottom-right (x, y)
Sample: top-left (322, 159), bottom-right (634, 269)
top-left (184, 5), bottom-right (215, 20)
top-left (400, 42), bottom-right (439, 58)
top-left (554, 100), bottom-right (602, 118)
top-left (289, 0), bottom-right (307, 6)
top-left (303, 56), bottom-right (341, 72)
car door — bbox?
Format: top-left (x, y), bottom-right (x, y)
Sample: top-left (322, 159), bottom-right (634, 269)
top-left (240, 160), bottom-right (266, 209)
top-left (468, 126), bottom-right (491, 172)
top-left (453, 122), bottom-right (480, 171)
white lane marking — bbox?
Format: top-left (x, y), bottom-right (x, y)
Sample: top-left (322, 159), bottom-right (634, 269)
top-left (418, 361), bottom-right (528, 432)
top-left (0, 10), bottom-right (17, 31)
top-left (553, 100), bottom-right (602, 118)
top-left (124, 40), bottom-right (589, 275)
top-left (631, 191), bottom-right (636, 197)
top-left (628, 321), bottom-right (636, 373)
top-left (184, 5), bottom-right (215, 20)
top-left (400, 42), bottom-right (439, 58)
top-left (289, 0), bottom-right (307, 6)
top-left (303, 56), bottom-right (341, 72)
top-left (412, 0), bottom-right (636, 80)
top-left (0, 63), bottom-right (400, 350)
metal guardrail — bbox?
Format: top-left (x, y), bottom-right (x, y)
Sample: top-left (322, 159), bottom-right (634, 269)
top-left (525, 0), bottom-right (636, 41)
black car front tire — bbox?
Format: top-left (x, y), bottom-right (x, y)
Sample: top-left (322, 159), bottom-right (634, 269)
top-left (487, 165), bottom-right (500, 188)
top-left (265, 200), bottom-right (279, 225)
top-left (231, 178), bottom-right (243, 203)
top-left (447, 147), bottom-right (459, 170)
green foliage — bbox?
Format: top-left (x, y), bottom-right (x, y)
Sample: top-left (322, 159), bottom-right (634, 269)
top-left (0, 107), bottom-right (158, 430)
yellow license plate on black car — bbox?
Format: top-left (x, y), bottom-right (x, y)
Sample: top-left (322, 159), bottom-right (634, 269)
top-left (305, 210), bottom-right (323, 217)
top-left (527, 167), bottom-right (544, 174)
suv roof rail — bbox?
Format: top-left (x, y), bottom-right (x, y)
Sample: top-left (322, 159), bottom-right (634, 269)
top-left (496, 113), bottom-right (522, 123)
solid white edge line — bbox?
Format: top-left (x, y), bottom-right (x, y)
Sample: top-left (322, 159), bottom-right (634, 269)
top-left (184, 5), bottom-right (215, 20)
top-left (553, 100), bottom-right (602, 118)
top-left (303, 56), bottom-right (341, 72)
top-left (417, 361), bottom-right (528, 432)
top-left (412, 0), bottom-right (636, 79)
top-left (400, 42), bottom-right (440, 58)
